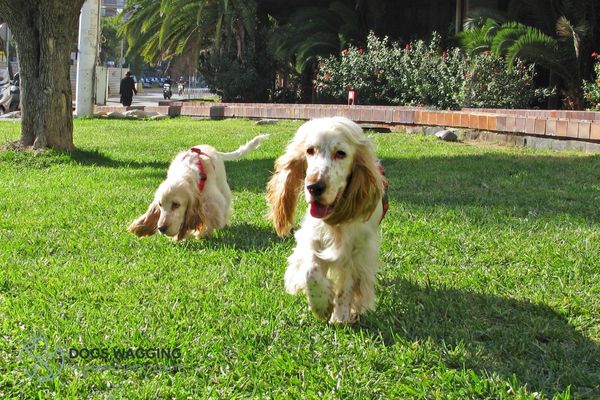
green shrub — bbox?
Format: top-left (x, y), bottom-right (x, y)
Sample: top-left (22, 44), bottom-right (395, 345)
top-left (460, 52), bottom-right (546, 109)
top-left (315, 32), bottom-right (546, 109)
top-left (583, 52), bottom-right (600, 111)
top-left (315, 33), bottom-right (390, 105)
top-left (315, 32), bottom-right (465, 108)
top-left (390, 34), bottom-right (467, 109)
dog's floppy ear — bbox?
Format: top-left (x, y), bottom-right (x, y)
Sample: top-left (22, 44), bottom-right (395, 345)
top-left (267, 145), bottom-right (307, 237)
top-left (176, 190), bottom-right (203, 241)
top-left (128, 202), bottom-right (161, 237)
top-left (325, 141), bottom-right (383, 226)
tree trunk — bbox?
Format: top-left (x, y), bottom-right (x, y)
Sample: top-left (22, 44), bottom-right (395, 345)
top-left (0, 1), bottom-right (84, 151)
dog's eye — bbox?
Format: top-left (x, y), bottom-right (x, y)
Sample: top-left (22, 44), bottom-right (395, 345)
top-left (306, 147), bottom-right (315, 156)
top-left (335, 150), bottom-right (347, 159)
top-left (172, 202), bottom-right (180, 210)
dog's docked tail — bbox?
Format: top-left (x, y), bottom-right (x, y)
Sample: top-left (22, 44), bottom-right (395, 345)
top-left (218, 134), bottom-right (269, 161)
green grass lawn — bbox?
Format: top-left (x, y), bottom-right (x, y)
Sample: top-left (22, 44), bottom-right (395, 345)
top-left (1, 117), bottom-right (599, 399)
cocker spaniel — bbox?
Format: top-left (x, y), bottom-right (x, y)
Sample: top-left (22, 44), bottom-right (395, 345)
top-left (267, 117), bottom-right (387, 324)
top-left (129, 134), bottom-right (268, 240)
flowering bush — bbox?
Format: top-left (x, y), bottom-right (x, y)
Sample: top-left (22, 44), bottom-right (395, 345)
top-left (583, 52), bottom-right (600, 111)
top-left (315, 32), bottom-right (466, 108)
top-left (460, 52), bottom-right (547, 109)
top-left (315, 32), bottom-right (546, 109)
top-left (315, 33), bottom-right (397, 106)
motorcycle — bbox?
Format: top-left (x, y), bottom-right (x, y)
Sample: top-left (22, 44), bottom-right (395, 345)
top-left (0, 73), bottom-right (19, 115)
top-left (163, 82), bottom-right (172, 100)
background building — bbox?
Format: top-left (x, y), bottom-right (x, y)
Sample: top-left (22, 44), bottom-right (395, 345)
top-left (101, 0), bottom-right (125, 17)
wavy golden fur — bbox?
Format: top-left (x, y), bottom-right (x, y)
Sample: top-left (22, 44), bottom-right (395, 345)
top-left (267, 117), bottom-right (383, 234)
top-left (323, 141), bottom-right (383, 226)
top-left (267, 117), bottom-right (386, 324)
top-left (128, 134), bottom-right (268, 241)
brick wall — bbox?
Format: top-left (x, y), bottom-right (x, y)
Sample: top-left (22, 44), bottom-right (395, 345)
top-left (94, 103), bottom-right (600, 142)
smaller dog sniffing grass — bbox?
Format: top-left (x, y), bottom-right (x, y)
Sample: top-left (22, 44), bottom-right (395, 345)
top-left (1, 118), bottom-right (599, 398)
top-left (128, 134), bottom-right (268, 240)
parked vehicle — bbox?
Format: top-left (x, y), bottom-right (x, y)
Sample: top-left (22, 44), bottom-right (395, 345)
top-left (0, 72), bottom-right (19, 115)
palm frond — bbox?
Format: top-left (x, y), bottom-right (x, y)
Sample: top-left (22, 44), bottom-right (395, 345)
top-left (463, 7), bottom-right (506, 30)
top-left (504, 31), bottom-right (575, 84)
top-left (555, 15), bottom-right (589, 59)
top-left (490, 21), bottom-right (531, 56)
top-left (458, 19), bottom-right (500, 54)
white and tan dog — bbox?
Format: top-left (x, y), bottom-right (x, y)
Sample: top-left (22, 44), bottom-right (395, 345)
top-left (129, 134), bottom-right (268, 240)
top-left (267, 117), bottom-right (387, 324)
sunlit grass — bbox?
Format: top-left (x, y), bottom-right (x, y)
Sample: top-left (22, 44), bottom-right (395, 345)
top-left (0, 117), bottom-right (599, 398)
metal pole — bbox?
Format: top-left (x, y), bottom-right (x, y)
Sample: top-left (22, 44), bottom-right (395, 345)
top-left (455, 0), bottom-right (463, 34)
top-left (75, 0), bottom-right (100, 116)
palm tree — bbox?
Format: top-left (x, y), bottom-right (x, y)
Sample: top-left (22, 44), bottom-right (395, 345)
top-left (458, 0), bottom-right (598, 109)
top-left (267, 1), bottom-right (364, 102)
top-left (120, 0), bottom-right (258, 69)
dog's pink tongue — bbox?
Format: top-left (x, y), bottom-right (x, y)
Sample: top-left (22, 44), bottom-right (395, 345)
top-left (310, 202), bottom-right (330, 219)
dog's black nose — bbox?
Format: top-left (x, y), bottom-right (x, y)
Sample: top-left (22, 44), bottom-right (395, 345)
top-left (158, 225), bottom-right (168, 234)
top-left (307, 182), bottom-right (325, 197)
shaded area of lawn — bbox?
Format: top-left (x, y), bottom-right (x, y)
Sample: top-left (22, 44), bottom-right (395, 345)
top-left (382, 153), bottom-right (600, 222)
top-left (364, 278), bottom-right (600, 398)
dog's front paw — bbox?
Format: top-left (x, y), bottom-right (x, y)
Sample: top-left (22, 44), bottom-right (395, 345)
top-left (306, 280), bottom-right (333, 320)
top-left (309, 297), bottom-right (333, 321)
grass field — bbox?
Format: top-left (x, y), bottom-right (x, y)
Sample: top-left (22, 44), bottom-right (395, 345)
top-left (1, 117), bottom-right (599, 399)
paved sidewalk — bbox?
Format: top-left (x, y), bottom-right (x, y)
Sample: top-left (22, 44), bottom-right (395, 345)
top-left (106, 88), bottom-right (211, 107)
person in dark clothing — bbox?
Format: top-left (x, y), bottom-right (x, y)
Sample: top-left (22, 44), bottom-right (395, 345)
top-left (119, 71), bottom-right (137, 106)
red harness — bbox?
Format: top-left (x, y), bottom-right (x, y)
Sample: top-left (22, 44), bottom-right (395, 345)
top-left (189, 147), bottom-right (207, 191)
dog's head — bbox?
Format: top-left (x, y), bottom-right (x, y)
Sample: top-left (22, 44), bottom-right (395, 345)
top-left (128, 178), bottom-right (203, 241)
top-left (267, 117), bottom-right (383, 236)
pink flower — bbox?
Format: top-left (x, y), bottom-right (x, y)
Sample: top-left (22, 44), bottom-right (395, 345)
top-left (592, 52), bottom-right (599, 57)
top-left (404, 43), bottom-right (411, 50)
top-left (342, 49), bottom-right (349, 56)
top-left (442, 50), bottom-right (447, 61)
top-left (358, 48), bottom-right (364, 54)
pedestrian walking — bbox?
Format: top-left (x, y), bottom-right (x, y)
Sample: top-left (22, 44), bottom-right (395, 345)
top-left (119, 71), bottom-right (137, 107)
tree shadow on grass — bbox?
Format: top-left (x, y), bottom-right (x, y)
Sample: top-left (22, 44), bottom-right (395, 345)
top-left (360, 278), bottom-right (600, 398)
top-left (69, 148), bottom-right (169, 170)
top-left (69, 150), bottom-right (276, 190)
top-left (380, 152), bottom-right (600, 222)
top-left (0, 147), bottom-right (170, 171)
top-left (71, 150), bottom-right (275, 193)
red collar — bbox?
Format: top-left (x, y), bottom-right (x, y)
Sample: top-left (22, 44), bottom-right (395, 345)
top-left (189, 147), bottom-right (207, 191)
